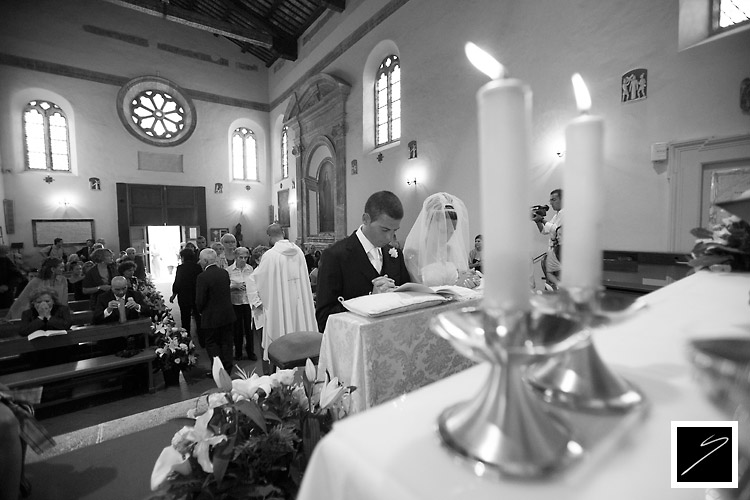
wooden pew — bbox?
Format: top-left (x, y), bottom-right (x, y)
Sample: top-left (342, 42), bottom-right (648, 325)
top-left (0, 310), bottom-right (94, 339)
top-left (0, 318), bottom-right (156, 405)
top-left (68, 299), bottom-right (90, 312)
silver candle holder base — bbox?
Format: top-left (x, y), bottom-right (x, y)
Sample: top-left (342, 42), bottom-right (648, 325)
top-left (526, 287), bottom-right (646, 414)
top-left (431, 306), bottom-right (587, 477)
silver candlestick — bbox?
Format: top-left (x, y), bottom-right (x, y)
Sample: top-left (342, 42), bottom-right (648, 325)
top-left (525, 286), bottom-right (647, 414)
top-left (431, 305), bottom-right (588, 477)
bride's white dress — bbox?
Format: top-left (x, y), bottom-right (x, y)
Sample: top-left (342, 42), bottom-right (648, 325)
top-left (419, 262), bottom-right (458, 287)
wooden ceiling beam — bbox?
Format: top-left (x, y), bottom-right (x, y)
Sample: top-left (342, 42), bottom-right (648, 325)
top-left (103, 0), bottom-right (273, 48)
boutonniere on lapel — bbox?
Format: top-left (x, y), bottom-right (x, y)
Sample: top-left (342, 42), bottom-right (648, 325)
top-left (388, 247), bottom-right (398, 259)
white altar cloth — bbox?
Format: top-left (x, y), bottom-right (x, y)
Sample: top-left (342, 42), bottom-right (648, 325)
top-left (300, 271), bottom-right (750, 499)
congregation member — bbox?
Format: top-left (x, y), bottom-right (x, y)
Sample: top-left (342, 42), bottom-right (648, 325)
top-left (196, 248), bottom-right (236, 374)
top-left (117, 260), bottom-right (139, 289)
top-left (227, 246), bottom-right (257, 361)
top-left (469, 234), bottom-right (483, 273)
top-left (0, 245), bottom-right (24, 309)
top-left (220, 233), bottom-right (238, 268)
top-left (92, 276), bottom-right (150, 324)
top-left (404, 192), bottom-right (480, 288)
top-left (18, 287), bottom-right (72, 336)
top-left (211, 242), bottom-right (226, 268)
top-left (82, 248), bottom-right (117, 309)
top-left (66, 259), bottom-right (87, 301)
top-left (76, 238), bottom-right (95, 261)
top-left (6, 257), bottom-right (68, 320)
top-left (196, 236), bottom-right (208, 253)
top-left (532, 188), bottom-right (563, 290)
top-left (315, 191), bottom-right (411, 332)
top-left (254, 223), bottom-right (316, 367)
top-left (169, 248), bottom-right (203, 345)
top-left (38, 238), bottom-right (67, 263)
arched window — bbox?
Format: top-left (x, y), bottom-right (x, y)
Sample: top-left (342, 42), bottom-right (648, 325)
top-left (281, 125), bottom-right (289, 179)
top-left (713, 0), bottom-right (750, 34)
top-left (232, 127), bottom-right (258, 181)
top-left (23, 100), bottom-right (70, 171)
top-left (374, 55), bottom-right (401, 147)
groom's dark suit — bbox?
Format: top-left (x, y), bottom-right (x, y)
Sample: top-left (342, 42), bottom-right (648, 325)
top-left (315, 231), bottom-right (411, 332)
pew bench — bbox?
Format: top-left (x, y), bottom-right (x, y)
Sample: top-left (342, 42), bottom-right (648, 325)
top-left (0, 310), bottom-right (94, 339)
top-left (0, 318), bottom-right (156, 407)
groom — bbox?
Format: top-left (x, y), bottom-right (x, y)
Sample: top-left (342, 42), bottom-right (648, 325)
top-left (315, 190), bottom-right (412, 332)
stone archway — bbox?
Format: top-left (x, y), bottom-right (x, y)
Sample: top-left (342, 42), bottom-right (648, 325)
top-left (283, 73), bottom-right (351, 247)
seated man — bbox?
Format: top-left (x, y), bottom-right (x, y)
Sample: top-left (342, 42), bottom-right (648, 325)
top-left (93, 276), bottom-right (150, 324)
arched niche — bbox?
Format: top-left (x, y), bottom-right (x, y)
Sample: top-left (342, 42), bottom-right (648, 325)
top-left (283, 73), bottom-right (351, 247)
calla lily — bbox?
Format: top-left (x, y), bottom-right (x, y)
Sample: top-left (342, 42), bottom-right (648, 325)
top-left (151, 445), bottom-right (192, 490)
top-left (319, 377), bottom-right (346, 410)
top-left (212, 357), bottom-right (233, 391)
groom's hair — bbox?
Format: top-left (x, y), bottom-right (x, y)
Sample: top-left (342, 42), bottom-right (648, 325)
top-left (364, 191), bottom-right (403, 221)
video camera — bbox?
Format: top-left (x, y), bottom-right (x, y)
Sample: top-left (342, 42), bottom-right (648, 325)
top-left (530, 204), bottom-right (549, 219)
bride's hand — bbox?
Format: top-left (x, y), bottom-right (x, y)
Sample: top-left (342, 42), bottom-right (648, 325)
top-left (455, 271), bottom-right (480, 289)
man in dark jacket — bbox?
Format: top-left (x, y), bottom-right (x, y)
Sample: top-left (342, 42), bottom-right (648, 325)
top-left (196, 248), bottom-right (236, 374)
top-left (92, 276), bottom-right (151, 324)
top-left (315, 191), bottom-right (411, 332)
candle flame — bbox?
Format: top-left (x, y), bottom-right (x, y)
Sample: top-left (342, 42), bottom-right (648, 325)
top-left (571, 73), bottom-right (591, 113)
top-left (465, 42), bottom-right (504, 80)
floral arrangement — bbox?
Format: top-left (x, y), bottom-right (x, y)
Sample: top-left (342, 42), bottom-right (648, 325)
top-left (149, 358), bottom-right (355, 500)
top-left (688, 215), bottom-right (750, 272)
top-left (152, 315), bottom-right (198, 372)
top-left (137, 275), bottom-right (171, 322)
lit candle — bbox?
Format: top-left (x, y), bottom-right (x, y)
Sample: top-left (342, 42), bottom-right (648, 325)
top-left (466, 42), bottom-right (532, 312)
top-left (562, 73), bottom-right (604, 289)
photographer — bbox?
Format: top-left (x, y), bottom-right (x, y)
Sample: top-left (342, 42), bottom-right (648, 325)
top-left (532, 189), bottom-right (563, 290)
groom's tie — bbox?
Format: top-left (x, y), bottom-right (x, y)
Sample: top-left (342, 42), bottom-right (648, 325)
top-left (368, 247), bottom-right (382, 273)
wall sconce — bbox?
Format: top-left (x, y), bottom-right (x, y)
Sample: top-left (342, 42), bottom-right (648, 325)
top-left (291, 180), bottom-right (296, 189)
top-left (407, 178), bottom-right (418, 186)
top-left (556, 151), bottom-right (566, 158)
top-left (57, 199), bottom-right (70, 207)
top-left (408, 140), bottom-right (418, 159)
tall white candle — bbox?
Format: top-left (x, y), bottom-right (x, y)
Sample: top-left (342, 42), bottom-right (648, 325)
top-left (562, 73), bottom-right (604, 289)
top-left (467, 43), bottom-right (532, 312)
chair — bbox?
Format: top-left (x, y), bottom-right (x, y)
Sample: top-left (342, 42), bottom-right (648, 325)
top-left (267, 331), bottom-right (323, 370)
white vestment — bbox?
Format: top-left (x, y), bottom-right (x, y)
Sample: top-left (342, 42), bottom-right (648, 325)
top-left (254, 240), bottom-right (317, 361)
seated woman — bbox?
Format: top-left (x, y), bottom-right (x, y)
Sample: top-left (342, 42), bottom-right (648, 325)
top-left (403, 192), bottom-right (480, 288)
top-left (82, 248), bottom-right (117, 309)
top-left (6, 258), bottom-right (69, 320)
top-left (66, 259), bottom-right (87, 301)
top-left (17, 287), bottom-right (73, 337)
top-left (118, 260), bottom-right (139, 290)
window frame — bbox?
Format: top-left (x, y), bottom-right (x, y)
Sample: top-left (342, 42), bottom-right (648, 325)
top-left (23, 100), bottom-right (71, 172)
top-left (231, 127), bottom-right (258, 181)
top-left (711, 0), bottom-right (750, 35)
top-left (281, 125), bottom-right (289, 179)
top-left (374, 54), bottom-right (401, 148)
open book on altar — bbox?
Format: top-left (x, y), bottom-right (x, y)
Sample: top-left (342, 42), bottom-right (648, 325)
top-left (339, 283), bottom-right (481, 318)
top-left (27, 329), bottom-right (68, 341)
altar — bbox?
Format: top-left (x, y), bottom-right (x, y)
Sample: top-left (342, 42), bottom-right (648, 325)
top-left (299, 271), bottom-right (749, 499)
top-left (319, 298), bottom-right (479, 412)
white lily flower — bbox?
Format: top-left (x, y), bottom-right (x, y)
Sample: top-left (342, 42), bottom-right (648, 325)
top-left (275, 369), bottom-right (296, 386)
top-left (188, 408), bottom-right (228, 474)
top-left (232, 373), bottom-right (272, 399)
top-left (151, 446), bottom-right (192, 490)
top-left (319, 377), bottom-right (346, 410)
top-left (305, 358), bottom-right (317, 382)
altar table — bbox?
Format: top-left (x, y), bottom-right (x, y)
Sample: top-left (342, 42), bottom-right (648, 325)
top-left (319, 298), bottom-right (479, 412)
top-left (300, 271), bottom-right (749, 499)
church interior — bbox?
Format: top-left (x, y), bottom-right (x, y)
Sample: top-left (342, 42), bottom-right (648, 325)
top-left (1, 0), bottom-right (749, 498)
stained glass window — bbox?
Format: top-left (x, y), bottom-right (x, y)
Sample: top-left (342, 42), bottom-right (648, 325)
top-left (232, 127), bottom-right (258, 181)
top-left (374, 55), bottom-right (401, 147)
top-left (713, 0), bottom-right (750, 32)
top-left (23, 100), bottom-right (70, 171)
top-left (281, 125), bottom-right (289, 179)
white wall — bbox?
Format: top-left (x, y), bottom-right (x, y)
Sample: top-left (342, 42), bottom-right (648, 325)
top-left (270, 0), bottom-right (750, 255)
top-left (0, 0), bottom-right (272, 259)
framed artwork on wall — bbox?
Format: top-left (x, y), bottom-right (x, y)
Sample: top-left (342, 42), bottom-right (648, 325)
top-left (210, 227), bottom-right (229, 242)
top-left (278, 189), bottom-right (290, 227)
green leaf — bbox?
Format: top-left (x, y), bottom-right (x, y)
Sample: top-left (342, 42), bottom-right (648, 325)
top-left (212, 435), bottom-right (234, 484)
top-left (262, 409), bottom-right (282, 423)
top-left (235, 399), bottom-right (267, 433)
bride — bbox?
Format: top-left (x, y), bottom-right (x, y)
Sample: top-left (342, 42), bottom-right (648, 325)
top-left (404, 192), bottom-right (480, 288)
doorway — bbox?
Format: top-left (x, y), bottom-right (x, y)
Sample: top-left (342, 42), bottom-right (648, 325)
top-left (146, 226), bottom-right (181, 283)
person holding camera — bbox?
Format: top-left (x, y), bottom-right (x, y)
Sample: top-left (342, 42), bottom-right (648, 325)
top-left (532, 189), bottom-right (563, 290)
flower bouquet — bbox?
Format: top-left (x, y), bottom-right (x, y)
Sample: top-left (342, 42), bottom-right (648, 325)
top-left (138, 275), bottom-right (171, 322)
top-left (153, 316), bottom-right (198, 376)
top-left (688, 215), bottom-right (750, 272)
top-left (149, 358), bottom-right (355, 500)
